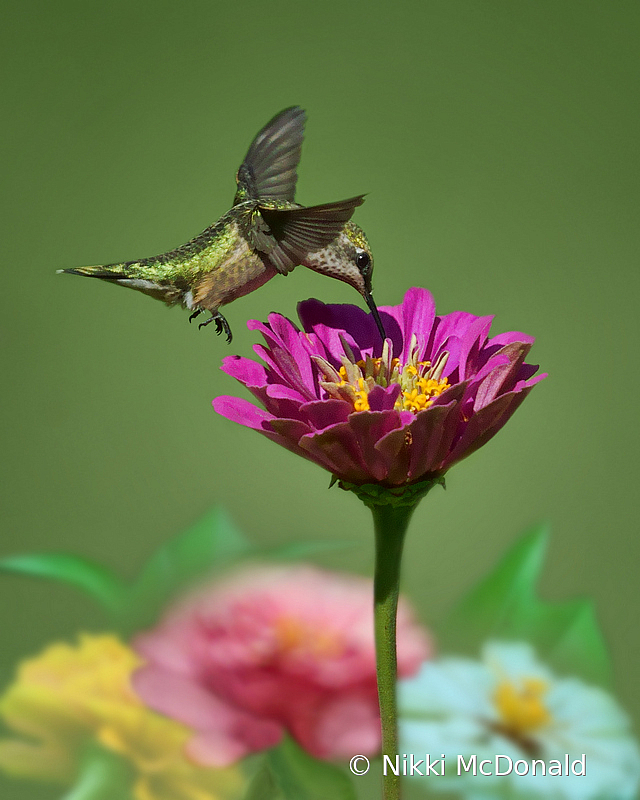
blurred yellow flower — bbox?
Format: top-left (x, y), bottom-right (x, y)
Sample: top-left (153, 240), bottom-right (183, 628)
top-left (0, 634), bottom-right (244, 800)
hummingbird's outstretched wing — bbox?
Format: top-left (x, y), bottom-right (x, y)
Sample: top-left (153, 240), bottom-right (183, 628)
top-left (234, 107), bottom-right (306, 204)
top-left (250, 196), bottom-right (365, 275)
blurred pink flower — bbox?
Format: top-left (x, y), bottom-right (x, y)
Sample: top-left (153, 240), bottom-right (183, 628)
top-left (133, 564), bottom-right (430, 766)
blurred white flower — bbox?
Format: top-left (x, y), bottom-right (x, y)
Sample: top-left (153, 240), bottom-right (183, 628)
top-left (398, 641), bottom-right (640, 800)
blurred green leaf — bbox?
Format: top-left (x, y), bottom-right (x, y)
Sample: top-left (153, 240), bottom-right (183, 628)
top-left (267, 738), bottom-right (356, 800)
top-left (443, 523), bottom-right (611, 685)
top-left (0, 507), bottom-right (253, 626)
top-left (124, 506), bottom-right (252, 625)
top-left (243, 759), bottom-right (283, 800)
top-left (0, 553), bottom-right (126, 613)
top-left (62, 744), bottom-right (135, 800)
top-left (0, 507), bottom-right (360, 631)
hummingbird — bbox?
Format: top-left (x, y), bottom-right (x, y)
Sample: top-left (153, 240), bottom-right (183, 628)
top-left (59, 107), bottom-right (386, 343)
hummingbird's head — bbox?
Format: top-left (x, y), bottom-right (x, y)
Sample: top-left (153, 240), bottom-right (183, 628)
top-left (303, 222), bottom-right (386, 341)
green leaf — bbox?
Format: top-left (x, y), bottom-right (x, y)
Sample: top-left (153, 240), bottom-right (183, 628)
top-left (125, 506), bottom-right (252, 625)
top-left (267, 738), bottom-right (357, 800)
top-left (243, 758), bottom-right (283, 800)
top-left (61, 744), bottom-right (135, 800)
top-left (443, 523), bottom-right (611, 685)
top-left (0, 553), bottom-right (126, 613)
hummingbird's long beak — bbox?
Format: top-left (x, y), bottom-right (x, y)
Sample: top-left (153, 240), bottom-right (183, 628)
top-left (364, 291), bottom-right (387, 342)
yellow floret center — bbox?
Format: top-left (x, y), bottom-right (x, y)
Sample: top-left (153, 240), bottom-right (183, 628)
top-left (316, 334), bottom-right (450, 415)
top-left (493, 677), bottom-right (551, 734)
top-left (274, 616), bottom-right (343, 660)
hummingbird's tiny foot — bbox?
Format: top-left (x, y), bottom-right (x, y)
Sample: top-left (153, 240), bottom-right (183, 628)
top-left (198, 312), bottom-right (233, 343)
top-left (189, 309), bottom-right (204, 323)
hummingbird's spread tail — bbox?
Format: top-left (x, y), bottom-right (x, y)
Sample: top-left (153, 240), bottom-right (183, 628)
top-left (58, 265), bottom-right (177, 305)
top-left (58, 265), bottom-right (126, 280)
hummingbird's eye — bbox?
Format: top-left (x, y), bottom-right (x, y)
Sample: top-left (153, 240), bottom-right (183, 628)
top-left (356, 251), bottom-right (371, 272)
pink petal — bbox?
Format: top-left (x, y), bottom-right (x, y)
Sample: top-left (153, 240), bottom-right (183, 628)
top-left (298, 422), bottom-right (373, 483)
top-left (347, 410), bottom-right (405, 482)
top-left (213, 396), bottom-right (275, 430)
top-left (300, 399), bottom-right (352, 430)
top-left (399, 288), bottom-right (437, 360)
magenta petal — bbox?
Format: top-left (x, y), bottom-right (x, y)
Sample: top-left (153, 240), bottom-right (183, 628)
top-left (368, 384), bottom-right (402, 411)
top-left (433, 335), bottom-right (462, 379)
top-left (347, 411), bottom-right (405, 482)
top-left (298, 299), bottom-right (386, 359)
top-left (253, 343), bottom-right (317, 401)
top-left (266, 418), bottom-right (313, 456)
top-left (473, 343), bottom-right (531, 410)
top-left (429, 379), bottom-right (468, 410)
top-left (406, 400), bottom-right (461, 479)
top-left (301, 399), bottom-right (352, 430)
top-left (260, 384), bottom-right (308, 420)
top-left (444, 389), bottom-right (531, 468)
top-left (488, 330), bottom-right (535, 349)
top-left (430, 311), bottom-right (479, 358)
top-left (220, 354), bottom-right (268, 387)
top-left (298, 422), bottom-right (372, 483)
top-left (268, 313), bottom-right (317, 394)
top-left (457, 315), bottom-right (494, 380)
top-left (522, 372), bottom-right (547, 389)
top-left (399, 288), bottom-right (436, 359)
top-left (260, 387), bottom-right (308, 421)
top-left (213, 396), bottom-right (275, 430)
top-left (373, 426), bottom-right (412, 485)
top-left (265, 383), bottom-right (307, 404)
top-left (517, 362), bottom-right (541, 382)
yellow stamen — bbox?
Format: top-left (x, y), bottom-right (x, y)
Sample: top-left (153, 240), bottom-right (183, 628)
top-left (321, 341), bottom-right (450, 415)
top-left (275, 617), bottom-right (343, 659)
top-left (493, 678), bottom-right (550, 734)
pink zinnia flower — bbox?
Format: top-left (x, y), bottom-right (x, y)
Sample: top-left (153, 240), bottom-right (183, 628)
top-left (133, 565), bottom-right (429, 766)
top-left (213, 287), bottom-right (545, 486)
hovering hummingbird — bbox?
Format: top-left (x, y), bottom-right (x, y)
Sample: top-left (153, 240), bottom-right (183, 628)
top-left (59, 107), bottom-right (386, 343)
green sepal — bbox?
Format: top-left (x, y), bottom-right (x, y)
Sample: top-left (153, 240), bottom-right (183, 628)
top-left (61, 744), bottom-right (136, 800)
top-left (265, 738), bottom-right (357, 800)
top-left (0, 553), bottom-right (126, 614)
top-left (442, 523), bottom-right (611, 686)
top-left (336, 476), bottom-right (445, 509)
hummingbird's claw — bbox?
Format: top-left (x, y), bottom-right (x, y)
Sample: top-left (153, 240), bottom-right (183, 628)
top-left (189, 309), bottom-right (204, 323)
top-left (198, 312), bottom-right (233, 343)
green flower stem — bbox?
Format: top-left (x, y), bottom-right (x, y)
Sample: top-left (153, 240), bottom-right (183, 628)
top-left (338, 477), bottom-right (443, 800)
top-left (372, 501), bottom-right (413, 800)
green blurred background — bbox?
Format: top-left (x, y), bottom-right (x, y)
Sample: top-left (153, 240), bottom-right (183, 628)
top-left (1, 1), bottom-right (639, 797)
